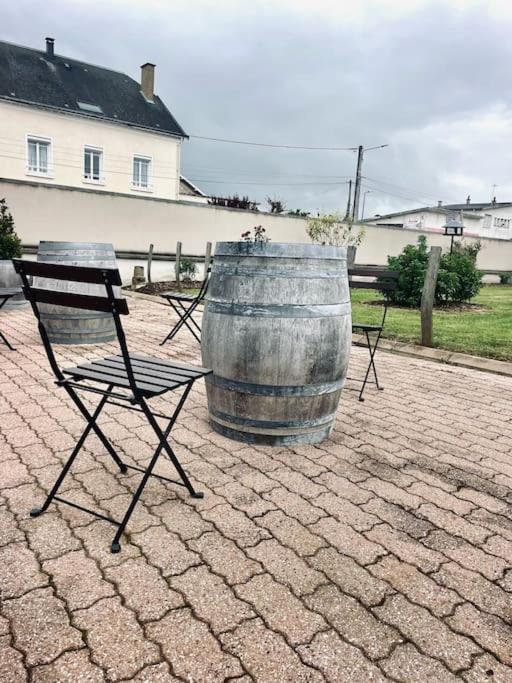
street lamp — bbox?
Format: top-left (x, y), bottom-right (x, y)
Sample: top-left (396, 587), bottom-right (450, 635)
top-left (361, 190), bottom-right (372, 220)
top-left (443, 214), bottom-right (464, 254)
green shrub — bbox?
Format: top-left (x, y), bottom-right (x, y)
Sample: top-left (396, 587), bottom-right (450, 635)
top-left (179, 257), bottom-right (197, 280)
top-left (386, 235), bottom-right (483, 307)
top-left (0, 198), bottom-right (22, 260)
top-left (499, 272), bottom-right (512, 284)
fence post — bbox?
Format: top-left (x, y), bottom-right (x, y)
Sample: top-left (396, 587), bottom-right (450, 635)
top-left (147, 243), bottom-right (154, 284)
top-left (175, 241), bottom-right (182, 292)
top-left (347, 245), bottom-right (357, 270)
top-left (204, 241), bottom-right (212, 278)
top-left (421, 246), bottom-right (442, 347)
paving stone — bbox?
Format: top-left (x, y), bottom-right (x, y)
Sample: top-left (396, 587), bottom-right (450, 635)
top-left (408, 482), bottom-right (476, 515)
top-left (373, 594), bottom-right (481, 672)
top-left (147, 607), bottom-right (243, 682)
top-left (73, 597), bottom-right (160, 681)
top-left (0, 542), bottom-right (48, 598)
top-left (225, 463), bottom-right (278, 494)
top-left (22, 512), bottom-right (81, 560)
top-left (246, 539), bottom-right (324, 596)
top-left (309, 547), bottom-right (392, 606)
top-left (297, 629), bottom-right (386, 682)
top-left (151, 498), bottom-right (213, 539)
top-left (268, 467), bottom-right (326, 499)
top-left (121, 662), bottom-right (180, 682)
top-left (202, 503), bottom-right (271, 547)
top-left (0, 459), bottom-right (32, 488)
top-left (360, 478), bottom-right (423, 509)
top-left (187, 530), bottom-right (261, 585)
top-left (216, 480), bottom-right (277, 517)
top-left (424, 530), bottom-right (509, 581)
top-left (362, 497), bottom-right (434, 539)
top-left (314, 471), bottom-right (373, 504)
top-left (369, 554), bottom-right (460, 617)
top-left (456, 487), bottom-right (509, 514)
top-left (31, 649), bottom-right (106, 682)
top-left (0, 643), bottom-right (27, 683)
top-left (171, 565), bottom-right (254, 634)
top-left (43, 550), bottom-right (114, 611)
top-left (366, 523), bottom-right (444, 572)
top-left (100, 493), bottom-right (160, 534)
top-left (380, 642), bottom-right (459, 682)
top-left (469, 509), bottom-right (512, 542)
top-left (483, 534), bottom-right (512, 565)
top-left (258, 510), bottom-right (326, 556)
top-left (417, 503), bottom-right (491, 544)
top-left (305, 584), bottom-right (402, 660)
top-left (462, 653), bottom-right (512, 683)
top-left (0, 508), bottom-right (24, 546)
top-left (262, 487), bottom-right (326, 525)
top-left (220, 617), bottom-right (323, 683)
top-left (433, 561), bottom-right (512, 623)
top-left (446, 603), bottom-right (512, 665)
top-left (310, 517), bottom-right (385, 564)
top-left (235, 573), bottom-right (326, 645)
top-left (499, 569), bottom-right (512, 593)
top-left (3, 586), bottom-right (83, 666)
top-left (313, 492), bottom-right (380, 531)
top-left (131, 525), bottom-right (200, 576)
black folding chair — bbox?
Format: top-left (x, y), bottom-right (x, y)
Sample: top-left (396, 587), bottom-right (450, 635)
top-left (13, 259), bottom-right (211, 553)
top-left (0, 287), bottom-right (21, 350)
top-left (160, 266), bottom-right (211, 345)
top-left (348, 267), bottom-right (399, 402)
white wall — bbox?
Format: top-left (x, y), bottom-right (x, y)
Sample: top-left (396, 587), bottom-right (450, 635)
top-left (0, 100), bottom-right (181, 200)
top-left (1, 178), bottom-right (511, 272)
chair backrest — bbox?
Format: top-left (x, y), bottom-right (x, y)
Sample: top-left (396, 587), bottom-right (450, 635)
top-left (198, 263), bottom-right (212, 300)
top-left (348, 267), bottom-right (399, 326)
top-left (12, 259), bottom-right (139, 393)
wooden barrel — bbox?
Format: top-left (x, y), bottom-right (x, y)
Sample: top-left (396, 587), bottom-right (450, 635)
top-left (36, 241), bottom-right (118, 344)
top-left (0, 260), bottom-right (27, 309)
top-left (201, 242), bottom-right (351, 445)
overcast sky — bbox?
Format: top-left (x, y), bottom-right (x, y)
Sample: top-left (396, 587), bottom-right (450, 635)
top-left (3, 0), bottom-right (512, 216)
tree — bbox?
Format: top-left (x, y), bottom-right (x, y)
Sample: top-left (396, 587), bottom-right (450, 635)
top-left (306, 213), bottom-right (365, 247)
top-left (0, 198), bottom-right (22, 260)
top-left (266, 197), bottom-right (286, 214)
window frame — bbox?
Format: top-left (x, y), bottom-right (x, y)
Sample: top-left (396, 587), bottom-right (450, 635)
top-left (132, 154), bottom-right (153, 192)
top-left (83, 145), bottom-right (104, 184)
top-left (26, 135), bottom-right (53, 177)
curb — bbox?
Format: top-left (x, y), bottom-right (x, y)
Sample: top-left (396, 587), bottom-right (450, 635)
top-left (126, 291), bottom-right (512, 378)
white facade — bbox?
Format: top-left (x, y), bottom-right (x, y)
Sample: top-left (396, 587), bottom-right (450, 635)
top-left (367, 204), bottom-right (512, 240)
top-left (0, 100), bottom-right (182, 200)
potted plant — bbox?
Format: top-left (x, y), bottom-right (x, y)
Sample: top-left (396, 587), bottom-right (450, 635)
top-left (0, 198), bottom-right (26, 308)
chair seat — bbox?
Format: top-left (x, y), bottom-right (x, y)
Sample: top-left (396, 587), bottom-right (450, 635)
top-left (64, 353), bottom-right (211, 397)
top-left (161, 292), bottom-right (201, 303)
top-left (352, 323), bottom-right (383, 332)
top-left (0, 287), bottom-right (22, 298)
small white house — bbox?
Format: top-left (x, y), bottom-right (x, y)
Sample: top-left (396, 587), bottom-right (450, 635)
top-left (0, 37), bottom-right (205, 203)
top-left (364, 198), bottom-right (512, 240)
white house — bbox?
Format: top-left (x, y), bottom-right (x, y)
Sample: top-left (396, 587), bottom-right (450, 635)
top-left (0, 37), bottom-right (205, 203)
top-left (363, 197), bottom-right (512, 240)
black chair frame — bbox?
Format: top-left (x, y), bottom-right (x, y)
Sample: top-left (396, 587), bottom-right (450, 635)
top-left (160, 265), bottom-right (211, 346)
top-left (348, 267), bottom-right (399, 402)
top-left (13, 259), bottom-right (211, 553)
top-left (0, 288), bottom-right (21, 350)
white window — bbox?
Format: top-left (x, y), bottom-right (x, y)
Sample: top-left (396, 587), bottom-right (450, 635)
top-left (132, 156), bottom-right (152, 190)
top-left (483, 214), bottom-right (492, 229)
top-left (27, 137), bottom-right (51, 175)
top-left (493, 217), bottom-right (510, 229)
top-left (83, 147), bottom-right (103, 182)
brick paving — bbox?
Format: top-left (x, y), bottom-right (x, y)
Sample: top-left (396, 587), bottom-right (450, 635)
top-left (1, 296), bottom-right (512, 682)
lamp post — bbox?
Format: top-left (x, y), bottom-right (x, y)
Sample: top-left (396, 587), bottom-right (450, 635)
top-left (361, 190), bottom-right (372, 220)
top-left (443, 213), bottom-right (464, 254)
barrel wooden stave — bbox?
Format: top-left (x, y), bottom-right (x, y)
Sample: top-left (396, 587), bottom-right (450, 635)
top-left (201, 242), bottom-right (351, 445)
top-left (36, 241), bottom-right (118, 344)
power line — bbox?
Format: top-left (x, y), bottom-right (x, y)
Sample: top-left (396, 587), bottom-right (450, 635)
top-left (189, 177), bottom-right (349, 187)
top-left (189, 135), bottom-right (361, 151)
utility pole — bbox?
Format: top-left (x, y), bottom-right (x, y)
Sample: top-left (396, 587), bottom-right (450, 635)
top-left (351, 145), bottom-right (363, 222)
top-left (351, 144), bottom-right (389, 222)
top-left (344, 180), bottom-right (352, 220)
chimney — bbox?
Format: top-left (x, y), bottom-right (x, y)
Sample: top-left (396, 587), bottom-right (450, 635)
top-left (140, 63), bottom-right (155, 102)
top-left (437, 200), bottom-right (443, 207)
top-left (45, 37), bottom-right (55, 59)
top-left (466, 194), bottom-right (471, 205)
top-left (492, 196), bottom-right (497, 206)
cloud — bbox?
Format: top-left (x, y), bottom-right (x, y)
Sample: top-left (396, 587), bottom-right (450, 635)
top-left (1, 0), bottom-right (511, 215)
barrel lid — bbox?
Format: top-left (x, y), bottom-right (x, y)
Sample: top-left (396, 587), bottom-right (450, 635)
top-left (214, 242), bottom-right (346, 259)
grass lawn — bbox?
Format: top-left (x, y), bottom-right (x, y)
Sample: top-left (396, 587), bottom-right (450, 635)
top-left (351, 285), bottom-right (512, 362)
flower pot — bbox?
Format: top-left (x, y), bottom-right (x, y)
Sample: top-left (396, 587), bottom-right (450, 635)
top-left (0, 259), bottom-right (27, 308)
top-left (201, 242), bottom-right (351, 445)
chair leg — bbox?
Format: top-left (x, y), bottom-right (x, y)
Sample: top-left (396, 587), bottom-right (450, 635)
top-left (0, 330), bottom-right (15, 351)
top-left (30, 388), bottom-right (116, 518)
top-left (63, 384), bottom-right (127, 473)
top-left (111, 383), bottom-right (202, 553)
top-left (177, 300), bottom-right (201, 332)
top-left (160, 300), bottom-right (201, 345)
top-left (358, 330), bottom-right (383, 401)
